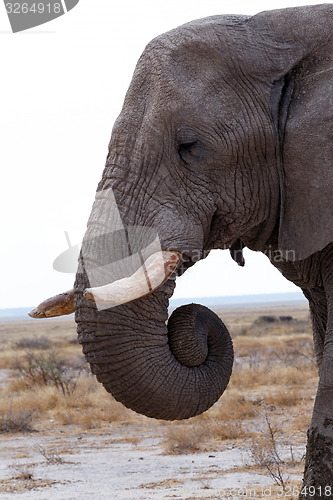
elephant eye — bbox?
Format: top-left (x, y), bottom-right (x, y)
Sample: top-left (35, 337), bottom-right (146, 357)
top-left (178, 140), bottom-right (198, 162)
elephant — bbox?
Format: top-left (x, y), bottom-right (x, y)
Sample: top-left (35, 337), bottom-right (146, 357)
top-left (30, 4), bottom-right (333, 497)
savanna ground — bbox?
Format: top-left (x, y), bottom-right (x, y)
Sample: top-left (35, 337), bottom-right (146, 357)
top-left (0, 304), bottom-right (317, 499)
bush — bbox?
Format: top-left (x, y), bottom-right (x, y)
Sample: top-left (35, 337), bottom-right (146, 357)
top-left (14, 336), bottom-right (51, 350)
top-left (255, 316), bottom-right (278, 324)
top-left (12, 351), bottom-right (82, 396)
top-left (249, 404), bottom-right (304, 492)
top-left (0, 409), bottom-right (36, 433)
top-left (163, 425), bottom-right (207, 454)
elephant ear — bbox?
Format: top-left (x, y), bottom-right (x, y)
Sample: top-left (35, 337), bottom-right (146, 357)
top-left (248, 5), bottom-right (333, 261)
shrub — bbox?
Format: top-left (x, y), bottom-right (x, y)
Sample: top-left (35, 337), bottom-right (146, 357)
top-left (0, 409), bottom-right (36, 433)
top-left (12, 351), bottom-right (82, 396)
top-left (163, 425), bottom-right (207, 454)
top-left (255, 316), bottom-right (278, 324)
top-left (38, 444), bottom-right (64, 465)
top-left (14, 336), bottom-right (51, 350)
top-left (212, 421), bottom-right (245, 441)
top-left (249, 405), bottom-right (303, 492)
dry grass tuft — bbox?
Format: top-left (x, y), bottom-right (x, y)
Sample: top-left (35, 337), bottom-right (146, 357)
top-left (0, 350), bottom-right (17, 369)
top-left (139, 478), bottom-right (184, 489)
top-left (0, 408), bottom-right (36, 433)
top-left (163, 415), bottom-right (248, 455)
top-left (211, 421), bottom-right (246, 441)
top-left (163, 424), bottom-right (207, 454)
top-left (264, 390), bottom-right (305, 408)
top-left (38, 444), bottom-right (64, 465)
top-left (208, 394), bottom-right (258, 422)
top-left (0, 466), bottom-right (57, 493)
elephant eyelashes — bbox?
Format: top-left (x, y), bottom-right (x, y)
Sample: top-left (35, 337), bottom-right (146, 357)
top-left (177, 140), bottom-right (198, 162)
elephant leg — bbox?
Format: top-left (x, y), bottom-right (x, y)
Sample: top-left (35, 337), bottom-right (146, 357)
top-left (301, 254), bottom-right (333, 498)
top-left (302, 330), bottom-right (333, 498)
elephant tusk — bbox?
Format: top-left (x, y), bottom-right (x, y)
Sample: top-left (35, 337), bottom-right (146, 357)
top-left (28, 251), bottom-right (180, 317)
top-left (84, 250), bottom-right (181, 306)
top-left (28, 290), bottom-right (74, 318)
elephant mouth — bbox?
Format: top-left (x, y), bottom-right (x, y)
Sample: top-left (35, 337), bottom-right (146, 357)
top-left (175, 249), bottom-right (205, 276)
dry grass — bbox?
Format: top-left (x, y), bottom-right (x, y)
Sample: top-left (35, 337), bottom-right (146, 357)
top-left (208, 394), bottom-right (258, 421)
top-left (0, 304), bottom-right (317, 490)
top-left (163, 424), bottom-right (207, 454)
top-left (13, 335), bottom-right (51, 350)
top-left (163, 419), bottom-right (247, 454)
top-left (37, 444), bottom-right (65, 464)
top-left (139, 478), bottom-right (184, 489)
top-left (212, 420), bottom-right (246, 441)
top-left (1, 374), bottom-right (134, 430)
top-left (0, 408), bottom-right (36, 433)
top-left (230, 364), bottom-right (315, 392)
top-left (264, 389), bottom-right (305, 408)
top-left (249, 405), bottom-right (301, 491)
top-left (0, 319), bottom-right (135, 432)
top-left (0, 468), bottom-right (58, 493)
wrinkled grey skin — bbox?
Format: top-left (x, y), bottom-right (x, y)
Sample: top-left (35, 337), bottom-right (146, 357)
top-left (75, 5), bottom-right (333, 497)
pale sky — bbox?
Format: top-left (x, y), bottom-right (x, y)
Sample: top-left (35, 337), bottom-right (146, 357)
top-left (0, 0), bottom-right (324, 309)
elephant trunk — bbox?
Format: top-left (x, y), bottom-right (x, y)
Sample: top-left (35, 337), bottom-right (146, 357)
top-left (74, 267), bottom-right (234, 420)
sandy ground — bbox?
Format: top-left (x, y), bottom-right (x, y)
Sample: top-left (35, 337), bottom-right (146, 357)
top-left (0, 425), bottom-right (278, 499)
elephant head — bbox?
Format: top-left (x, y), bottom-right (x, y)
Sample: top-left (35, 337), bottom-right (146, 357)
top-left (30, 5), bottom-right (333, 420)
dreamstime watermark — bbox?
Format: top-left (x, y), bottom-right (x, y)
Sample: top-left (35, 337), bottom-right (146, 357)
top-left (52, 186), bottom-right (298, 311)
top-left (52, 188), bottom-right (213, 310)
top-left (4, 0), bottom-right (80, 33)
top-left (52, 188), bottom-right (166, 310)
top-left (231, 245), bottom-right (297, 265)
top-left (213, 484), bottom-right (333, 498)
top-left (264, 246), bottom-right (297, 263)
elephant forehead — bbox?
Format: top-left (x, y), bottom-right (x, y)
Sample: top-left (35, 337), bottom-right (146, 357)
top-left (131, 51), bottom-right (237, 118)
top-left (146, 35), bottom-right (222, 81)
top-left (142, 18), bottom-right (245, 82)
top-left (147, 14), bottom-right (250, 55)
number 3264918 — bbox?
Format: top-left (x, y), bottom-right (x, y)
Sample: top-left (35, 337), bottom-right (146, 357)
top-left (277, 485), bottom-right (332, 497)
top-left (5, 3), bottom-right (62, 14)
